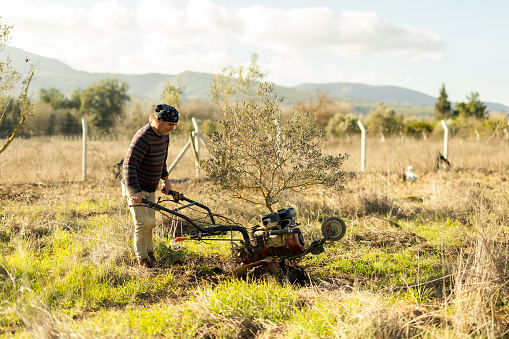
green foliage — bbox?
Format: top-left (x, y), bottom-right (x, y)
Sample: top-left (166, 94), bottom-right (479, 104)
top-left (326, 112), bottom-right (359, 137)
top-left (129, 305), bottom-right (198, 337)
top-left (39, 87), bottom-right (64, 110)
top-left (326, 250), bottom-right (440, 283)
top-left (68, 88), bottom-right (82, 110)
top-left (433, 83), bottom-right (453, 121)
top-left (39, 87), bottom-right (80, 110)
top-left (365, 103), bottom-right (403, 135)
top-left (402, 119), bottom-right (435, 137)
top-left (196, 278), bottom-right (297, 322)
top-left (80, 77), bottom-right (130, 134)
top-left (480, 114), bottom-right (508, 134)
top-left (454, 92), bottom-right (487, 120)
top-left (202, 82), bottom-right (349, 212)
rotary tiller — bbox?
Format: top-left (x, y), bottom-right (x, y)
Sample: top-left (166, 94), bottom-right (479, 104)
top-left (142, 190), bottom-right (346, 282)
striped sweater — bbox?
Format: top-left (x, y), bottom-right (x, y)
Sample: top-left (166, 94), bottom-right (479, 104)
top-left (123, 123), bottom-right (169, 196)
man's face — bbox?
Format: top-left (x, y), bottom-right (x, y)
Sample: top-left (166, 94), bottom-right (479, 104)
top-left (157, 120), bottom-right (178, 135)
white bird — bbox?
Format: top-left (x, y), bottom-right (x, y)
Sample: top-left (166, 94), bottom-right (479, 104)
top-left (406, 166), bottom-right (417, 183)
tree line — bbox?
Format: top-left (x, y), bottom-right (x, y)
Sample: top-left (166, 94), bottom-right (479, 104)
top-left (0, 78), bottom-right (130, 138)
top-left (2, 78), bottom-right (501, 144)
top-left (1, 78), bottom-right (498, 141)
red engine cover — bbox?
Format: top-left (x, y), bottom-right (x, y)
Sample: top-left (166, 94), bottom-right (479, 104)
top-left (286, 233), bottom-right (305, 254)
top-left (240, 231), bottom-right (306, 264)
top-left (241, 246), bottom-right (271, 264)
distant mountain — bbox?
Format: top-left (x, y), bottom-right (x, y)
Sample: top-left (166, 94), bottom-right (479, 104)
top-left (3, 46), bottom-right (186, 100)
top-left (295, 83), bottom-right (437, 106)
top-left (3, 46), bottom-right (508, 116)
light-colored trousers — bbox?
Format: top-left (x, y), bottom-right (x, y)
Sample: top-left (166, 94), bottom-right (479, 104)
top-left (128, 191), bottom-right (156, 260)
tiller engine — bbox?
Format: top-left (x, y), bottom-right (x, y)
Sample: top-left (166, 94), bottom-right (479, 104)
top-left (143, 190), bottom-right (346, 282)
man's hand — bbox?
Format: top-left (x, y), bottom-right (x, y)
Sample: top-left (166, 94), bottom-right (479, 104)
top-left (130, 192), bottom-right (143, 205)
top-left (161, 177), bottom-right (172, 195)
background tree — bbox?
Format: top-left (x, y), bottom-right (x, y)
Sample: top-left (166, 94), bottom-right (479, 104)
top-left (402, 119), bottom-right (435, 138)
top-left (326, 113), bottom-right (359, 137)
top-left (80, 77), bottom-right (130, 134)
top-left (60, 111), bottom-right (81, 136)
top-left (67, 88), bottom-right (82, 110)
top-left (295, 91), bottom-right (353, 127)
top-left (161, 76), bottom-right (185, 111)
top-left (210, 53), bottom-right (267, 114)
top-left (455, 92), bottom-right (487, 120)
top-left (39, 87), bottom-right (65, 110)
top-left (365, 103), bottom-right (403, 136)
top-left (39, 87), bottom-right (81, 110)
top-left (0, 20), bottom-right (36, 154)
top-left (21, 87), bottom-right (82, 137)
top-left (433, 83), bottom-right (452, 120)
top-left (202, 82), bottom-right (349, 212)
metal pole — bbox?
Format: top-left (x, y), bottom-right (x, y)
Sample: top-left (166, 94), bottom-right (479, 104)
top-left (441, 120), bottom-right (449, 160)
top-left (357, 120), bottom-right (366, 172)
top-left (82, 117), bottom-right (87, 181)
top-left (192, 117), bottom-right (201, 180)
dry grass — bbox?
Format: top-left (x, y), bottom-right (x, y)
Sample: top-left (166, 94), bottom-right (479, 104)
top-left (2, 134), bottom-right (509, 337)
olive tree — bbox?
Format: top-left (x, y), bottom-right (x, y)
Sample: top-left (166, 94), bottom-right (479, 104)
top-left (210, 53), bottom-right (267, 114)
top-left (161, 76), bottom-right (185, 111)
top-left (0, 20), bottom-right (36, 154)
top-left (202, 82), bottom-right (349, 212)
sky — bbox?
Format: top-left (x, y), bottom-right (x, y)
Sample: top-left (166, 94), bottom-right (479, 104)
top-left (1, 0), bottom-right (508, 106)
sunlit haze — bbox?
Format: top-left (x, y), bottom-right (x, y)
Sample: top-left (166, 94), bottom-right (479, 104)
top-left (1, 0), bottom-right (507, 106)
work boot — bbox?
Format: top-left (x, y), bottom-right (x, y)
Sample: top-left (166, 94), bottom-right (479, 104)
top-left (138, 257), bottom-right (153, 268)
top-left (148, 251), bottom-right (156, 265)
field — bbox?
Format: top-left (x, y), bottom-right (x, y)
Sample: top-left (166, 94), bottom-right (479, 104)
top-left (1, 134), bottom-right (509, 338)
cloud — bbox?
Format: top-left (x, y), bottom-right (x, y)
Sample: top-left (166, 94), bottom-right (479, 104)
top-left (137, 0), bottom-right (243, 50)
top-left (3, 0), bottom-right (139, 71)
top-left (89, 1), bottom-right (138, 32)
top-left (236, 7), bottom-right (444, 61)
top-left (2, 0), bottom-right (445, 76)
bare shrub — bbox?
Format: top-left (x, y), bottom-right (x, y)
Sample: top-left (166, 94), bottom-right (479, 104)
top-left (361, 191), bottom-right (402, 216)
top-left (294, 90), bottom-right (353, 127)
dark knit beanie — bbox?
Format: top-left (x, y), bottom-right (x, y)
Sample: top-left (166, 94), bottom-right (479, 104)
top-left (155, 104), bottom-right (179, 123)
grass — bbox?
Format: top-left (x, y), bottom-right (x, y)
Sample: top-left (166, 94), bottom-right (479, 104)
top-left (1, 135), bottom-right (509, 337)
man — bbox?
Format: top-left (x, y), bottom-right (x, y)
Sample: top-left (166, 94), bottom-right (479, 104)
top-left (123, 104), bottom-right (178, 268)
